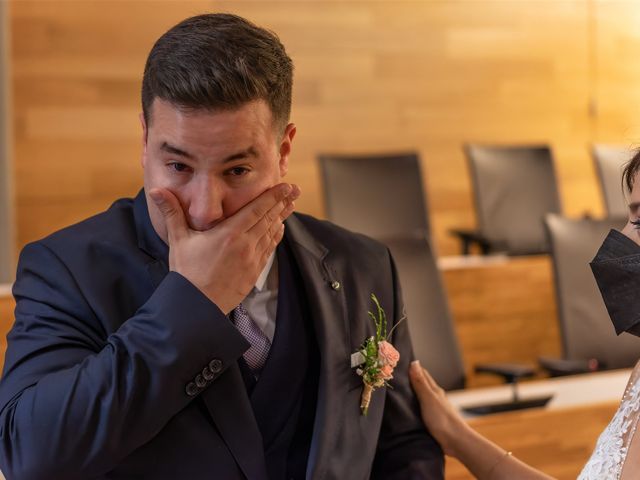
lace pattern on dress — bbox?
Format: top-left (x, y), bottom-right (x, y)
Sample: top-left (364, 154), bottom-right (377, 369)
top-left (578, 361), bottom-right (640, 480)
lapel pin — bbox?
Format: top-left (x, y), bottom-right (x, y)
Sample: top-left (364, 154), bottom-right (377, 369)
top-left (330, 280), bottom-right (341, 291)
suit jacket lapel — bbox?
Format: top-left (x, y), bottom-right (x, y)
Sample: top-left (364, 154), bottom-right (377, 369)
top-left (132, 189), bottom-right (267, 479)
top-left (284, 215), bottom-right (351, 480)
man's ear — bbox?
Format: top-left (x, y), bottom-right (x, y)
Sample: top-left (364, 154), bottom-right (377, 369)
top-left (278, 123), bottom-right (296, 177)
top-left (140, 112), bottom-right (148, 168)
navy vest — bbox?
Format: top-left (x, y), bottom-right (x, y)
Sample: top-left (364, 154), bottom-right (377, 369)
top-left (237, 239), bottom-right (319, 479)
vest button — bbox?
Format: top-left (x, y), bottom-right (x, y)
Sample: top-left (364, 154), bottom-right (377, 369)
top-left (330, 281), bottom-right (341, 291)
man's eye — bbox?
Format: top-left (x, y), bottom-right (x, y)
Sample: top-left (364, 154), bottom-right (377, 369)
top-left (228, 167), bottom-right (249, 176)
top-left (169, 162), bottom-right (189, 173)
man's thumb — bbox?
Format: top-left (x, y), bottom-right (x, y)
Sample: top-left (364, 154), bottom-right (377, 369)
top-left (148, 188), bottom-right (188, 242)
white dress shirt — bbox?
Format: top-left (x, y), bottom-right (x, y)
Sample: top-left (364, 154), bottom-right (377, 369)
top-left (241, 252), bottom-right (278, 342)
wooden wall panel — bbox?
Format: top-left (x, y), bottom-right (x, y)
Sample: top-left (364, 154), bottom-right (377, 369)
top-left (593, 1), bottom-right (640, 148)
top-left (8, 0), bottom-right (603, 258)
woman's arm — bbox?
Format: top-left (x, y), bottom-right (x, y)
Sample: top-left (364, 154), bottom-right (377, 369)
top-left (409, 361), bottom-right (554, 480)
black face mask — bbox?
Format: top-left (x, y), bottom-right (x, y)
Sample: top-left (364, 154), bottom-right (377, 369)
top-left (625, 322), bottom-right (640, 337)
top-left (590, 229), bottom-right (640, 336)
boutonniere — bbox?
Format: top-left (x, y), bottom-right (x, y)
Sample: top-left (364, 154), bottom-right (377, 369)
top-left (350, 293), bottom-right (402, 415)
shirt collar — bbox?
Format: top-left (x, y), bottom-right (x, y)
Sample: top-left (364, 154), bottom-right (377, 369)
top-left (254, 251), bottom-right (276, 292)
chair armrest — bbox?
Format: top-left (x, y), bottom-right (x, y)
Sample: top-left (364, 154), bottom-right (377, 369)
top-left (465, 363), bottom-right (552, 414)
top-left (474, 362), bottom-right (536, 384)
top-left (538, 356), bottom-right (601, 377)
top-left (449, 229), bottom-right (492, 255)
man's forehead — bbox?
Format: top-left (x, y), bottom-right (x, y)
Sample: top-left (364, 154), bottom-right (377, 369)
top-left (148, 97), bottom-right (275, 125)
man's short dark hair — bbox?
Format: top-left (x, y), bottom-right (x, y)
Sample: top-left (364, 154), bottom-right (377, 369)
top-left (141, 13), bottom-right (293, 132)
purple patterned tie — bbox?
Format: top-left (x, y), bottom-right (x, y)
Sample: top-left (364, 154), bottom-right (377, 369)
top-left (231, 303), bottom-right (271, 373)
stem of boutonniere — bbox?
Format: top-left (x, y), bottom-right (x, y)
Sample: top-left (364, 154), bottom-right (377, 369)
top-left (361, 383), bottom-right (374, 415)
top-left (370, 293), bottom-right (386, 341)
top-left (385, 313), bottom-right (407, 340)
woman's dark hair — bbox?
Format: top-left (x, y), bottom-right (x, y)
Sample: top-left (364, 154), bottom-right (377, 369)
top-left (622, 149), bottom-right (640, 194)
top-left (141, 13), bottom-right (293, 131)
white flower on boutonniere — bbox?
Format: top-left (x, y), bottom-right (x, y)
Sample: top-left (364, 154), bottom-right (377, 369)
top-left (350, 294), bottom-right (403, 415)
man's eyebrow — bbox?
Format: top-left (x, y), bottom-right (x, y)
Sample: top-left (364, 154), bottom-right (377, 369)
top-left (222, 146), bottom-right (258, 163)
top-left (159, 143), bottom-right (258, 163)
top-left (160, 142), bottom-right (194, 159)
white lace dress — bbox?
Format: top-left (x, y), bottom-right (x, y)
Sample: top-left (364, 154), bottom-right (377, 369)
top-left (578, 361), bottom-right (640, 479)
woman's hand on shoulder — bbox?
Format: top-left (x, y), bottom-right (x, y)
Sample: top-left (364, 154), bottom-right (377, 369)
top-left (409, 361), bottom-right (471, 457)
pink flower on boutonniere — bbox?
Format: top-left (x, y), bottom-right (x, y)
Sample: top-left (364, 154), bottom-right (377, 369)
top-left (378, 342), bottom-right (400, 380)
top-left (350, 294), bottom-right (405, 415)
top-left (379, 364), bottom-right (394, 380)
top-left (379, 341), bottom-right (400, 369)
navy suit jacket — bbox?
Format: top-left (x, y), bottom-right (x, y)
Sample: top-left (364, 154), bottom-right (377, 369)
top-left (0, 190), bottom-right (443, 479)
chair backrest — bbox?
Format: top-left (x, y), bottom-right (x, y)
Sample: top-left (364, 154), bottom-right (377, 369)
top-left (545, 214), bottom-right (640, 369)
top-left (318, 152), bottom-right (429, 240)
top-left (465, 145), bottom-right (561, 255)
top-left (381, 236), bottom-right (465, 390)
top-left (592, 145), bottom-right (633, 218)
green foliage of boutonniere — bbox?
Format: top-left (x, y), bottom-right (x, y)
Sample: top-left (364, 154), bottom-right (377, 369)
top-left (351, 293), bottom-right (402, 415)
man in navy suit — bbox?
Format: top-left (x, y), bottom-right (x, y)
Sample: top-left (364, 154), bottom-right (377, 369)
top-left (0, 13), bottom-right (443, 479)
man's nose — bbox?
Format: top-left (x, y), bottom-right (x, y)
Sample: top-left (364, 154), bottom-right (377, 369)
top-left (188, 178), bottom-right (224, 231)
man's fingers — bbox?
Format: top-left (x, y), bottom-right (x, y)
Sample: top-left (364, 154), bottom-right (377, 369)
top-left (268, 184), bottom-right (300, 225)
top-left (227, 183), bottom-right (300, 234)
top-left (250, 222), bottom-right (284, 286)
top-left (277, 184), bottom-right (300, 222)
top-left (261, 223), bottom-right (285, 264)
top-left (288, 184), bottom-right (301, 203)
top-left (254, 215), bottom-right (285, 261)
top-left (279, 195), bottom-right (297, 222)
top-left (235, 183), bottom-right (293, 232)
top-left (148, 188), bottom-right (189, 244)
top-left (246, 184), bottom-right (300, 240)
top-left (255, 193), bottom-right (293, 237)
